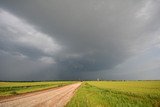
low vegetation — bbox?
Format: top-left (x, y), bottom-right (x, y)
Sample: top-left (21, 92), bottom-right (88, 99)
top-left (0, 81), bottom-right (75, 96)
top-left (66, 81), bottom-right (160, 107)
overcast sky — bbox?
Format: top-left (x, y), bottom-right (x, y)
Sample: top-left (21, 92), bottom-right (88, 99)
top-left (0, 0), bottom-right (160, 80)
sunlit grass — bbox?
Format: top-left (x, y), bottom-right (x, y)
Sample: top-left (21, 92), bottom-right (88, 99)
top-left (66, 81), bottom-right (160, 107)
top-left (89, 81), bottom-right (160, 97)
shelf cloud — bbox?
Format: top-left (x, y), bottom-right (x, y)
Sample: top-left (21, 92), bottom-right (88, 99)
top-left (0, 0), bottom-right (160, 80)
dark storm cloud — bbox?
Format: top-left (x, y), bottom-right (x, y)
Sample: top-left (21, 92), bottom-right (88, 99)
top-left (0, 0), bottom-right (160, 80)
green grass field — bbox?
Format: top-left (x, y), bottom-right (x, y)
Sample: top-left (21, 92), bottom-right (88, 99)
top-left (66, 81), bottom-right (160, 107)
top-left (0, 81), bottom-right (75, 96)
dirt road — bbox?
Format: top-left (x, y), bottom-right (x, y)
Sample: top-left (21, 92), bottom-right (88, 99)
top-left (0, 82), bottom-right (81, 107)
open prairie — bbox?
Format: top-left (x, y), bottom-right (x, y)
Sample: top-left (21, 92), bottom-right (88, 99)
top-left (0, 81), bottom-right (160, 107)
top-left (66, 81), bottom-right (160, 107)
top-left (0, 81), bottom-right (75, 96)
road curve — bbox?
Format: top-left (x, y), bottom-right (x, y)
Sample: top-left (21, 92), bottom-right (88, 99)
top-left (0, 82), bottom-right (81, 107)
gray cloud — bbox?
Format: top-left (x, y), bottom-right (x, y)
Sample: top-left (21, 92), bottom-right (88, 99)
top-left (0, 0), bottom-right (160, 80)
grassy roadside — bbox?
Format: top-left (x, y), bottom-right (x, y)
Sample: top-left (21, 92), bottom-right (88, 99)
top-left (66, 81), bottom-right (160, 107)
top-left (0, 81), bottom-right (75, 96)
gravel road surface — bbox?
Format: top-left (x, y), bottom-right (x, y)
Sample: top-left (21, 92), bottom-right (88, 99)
top-left (0, 83), bottom-right (81, 107)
